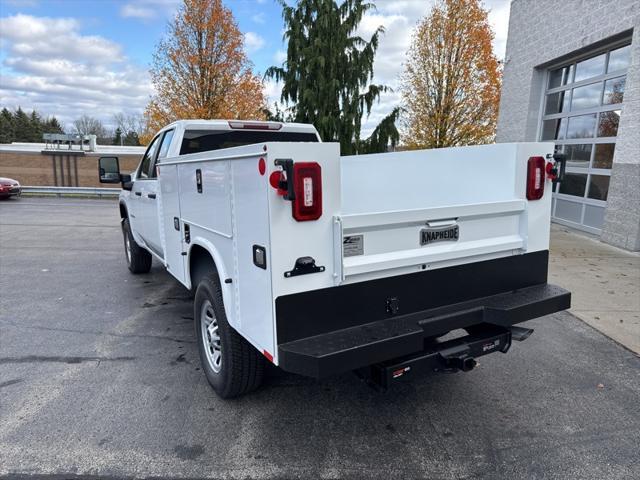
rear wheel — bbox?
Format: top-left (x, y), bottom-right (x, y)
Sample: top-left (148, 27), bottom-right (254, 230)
top-left (195, 273), bottom-right (264, 398)
top-left (122, 218), bottom-right (152, 273)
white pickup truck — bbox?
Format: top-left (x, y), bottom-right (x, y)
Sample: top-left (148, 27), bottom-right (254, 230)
top-left (99, 119), bottom-right (570, 398)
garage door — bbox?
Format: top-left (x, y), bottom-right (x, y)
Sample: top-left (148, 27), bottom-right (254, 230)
top-left (539, 42), bottom-right (631, 234)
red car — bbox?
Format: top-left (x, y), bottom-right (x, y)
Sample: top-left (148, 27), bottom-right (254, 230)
top-left (0, 177), bottom-right (21, 199)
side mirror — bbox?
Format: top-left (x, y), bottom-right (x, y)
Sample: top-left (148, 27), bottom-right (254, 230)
top-left (121, 174), bottom-right (133, 191)
top-left (98, 156), bottom-right (121, 184)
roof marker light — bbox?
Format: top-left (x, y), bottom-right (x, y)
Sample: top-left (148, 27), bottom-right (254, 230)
top-left (228, 121), bottom-right (282, 130)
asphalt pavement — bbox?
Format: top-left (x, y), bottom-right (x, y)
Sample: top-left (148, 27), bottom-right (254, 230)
top-left (1, 197), bottom-right (639, 479)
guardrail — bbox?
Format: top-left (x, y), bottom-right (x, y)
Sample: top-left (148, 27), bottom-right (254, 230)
top-left (22, 186), bottom-right (121, 198)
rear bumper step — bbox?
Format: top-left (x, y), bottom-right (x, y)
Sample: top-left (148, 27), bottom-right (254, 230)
top-left (359, 325), bottom-right (530, 390)
top-left (278, 283), bottom-right (570, 378)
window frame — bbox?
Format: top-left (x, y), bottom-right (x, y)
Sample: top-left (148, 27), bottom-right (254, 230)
top-left (136, 133), bottom-right (163, 180)
top-left (537, 38), bottom-right (631, 233)
top-left (178, 129), bottom-right (320, 156)
top-left (148, 129), bottom-right (175, 179)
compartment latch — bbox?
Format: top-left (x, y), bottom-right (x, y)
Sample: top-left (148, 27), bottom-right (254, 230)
top-left (284, 256), bottom-right (325, 278)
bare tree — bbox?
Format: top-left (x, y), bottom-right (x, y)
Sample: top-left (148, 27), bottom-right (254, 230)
top-left (113, 113), bottom-right (143, 135)
top-left (112, 113), bottom-right (144, 146)
top-left (73, 115), bottom-right (107, 138)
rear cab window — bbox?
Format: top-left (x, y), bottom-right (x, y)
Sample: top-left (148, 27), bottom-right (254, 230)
top-left (180, 130), bottom-right (319, 156)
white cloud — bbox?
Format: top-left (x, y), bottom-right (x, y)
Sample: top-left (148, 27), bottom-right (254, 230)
top-left (264, 79), bottom-right (283, 101)
top-left (119, 0), bottom-right (180, 21)
top-left (485, 0), bottom-right (510, 61)
top-left (121, 4), bottom-right (156, 20)
top-left (0, 15), bottom-right (124, 64)
top-left (374, 0), bottom-right (431, 16)
top-left (273, 49), bottom-right (286, 64)
top-left (251, 12), bottom-right (266, 24)
top-left (244, 32), bottom-right (265, 53)
top-left (0, 14), bottom-right (152, 131)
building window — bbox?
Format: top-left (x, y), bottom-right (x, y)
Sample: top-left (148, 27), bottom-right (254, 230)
top-left (540, 42), bottom-right (631, 233)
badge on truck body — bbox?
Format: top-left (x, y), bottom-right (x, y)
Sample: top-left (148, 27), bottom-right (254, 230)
top-left (420, 224), bottom-right (459, 245)
top-left (343, 235), bottom-right (364, 257)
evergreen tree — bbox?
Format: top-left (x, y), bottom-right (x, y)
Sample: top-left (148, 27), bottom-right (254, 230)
top-left (359, 107), bottom-right (401, 153)
top-left (0, 107), bottom-right (65, 143)
top-left (262, 103), bottom-right (293, 122)
top-left (0, 108), bottom-right (15, 144)
top-left (123, 130), bottom-right (141, 146)
top-left (13, 108), bottom-right (31, 142)
top-left (44, 116), bottom-right (64, 134)
top-left (29, 110), bottom-right (43, 142)
top-left (266, 0), bottom-right (399, 154)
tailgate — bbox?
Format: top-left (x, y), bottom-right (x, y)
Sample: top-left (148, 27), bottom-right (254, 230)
top-left (337, 143), bottom-right (554, 283)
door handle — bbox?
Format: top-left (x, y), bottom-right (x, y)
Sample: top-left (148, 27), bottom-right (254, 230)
top-left (148, 193), bottom-right (156, 199)
top-left (134, 191), bottom-right (142, 196)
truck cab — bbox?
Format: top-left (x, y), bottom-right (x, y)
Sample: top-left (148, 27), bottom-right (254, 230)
top-left (99, 119), bottom-right (570, 399)
top-left (104, 120), bottom-right (321, 265)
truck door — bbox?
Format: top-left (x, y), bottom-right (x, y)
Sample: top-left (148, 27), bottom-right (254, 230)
top-left (135, 134), bottom-right (163, 258)
top-left (143, 129), bottom-right (174, 259)
top-left (157, 161), bottom-right (186, 284)
top-left (129, 180), bottom-right (144, 236)
top-left (129, 135), bottom-right (159, 245)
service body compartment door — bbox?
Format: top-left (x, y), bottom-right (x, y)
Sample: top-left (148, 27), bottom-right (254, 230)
top-left (158, 163), bottom-right (186, 284)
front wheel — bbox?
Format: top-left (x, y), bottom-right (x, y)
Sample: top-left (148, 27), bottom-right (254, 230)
top-left (122, 218), bottom-right (152, 273)
top-left (195, 274), bottom-right (264, 398)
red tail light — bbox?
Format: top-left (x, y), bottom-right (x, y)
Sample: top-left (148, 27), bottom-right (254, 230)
top-left (526, 156), bottom-right (545, 200)
top-left (292, 162), bottom-right (322, 221)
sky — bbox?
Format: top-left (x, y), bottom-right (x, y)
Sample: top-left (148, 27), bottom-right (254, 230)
top-left (0, 0), bottom-right (511, 136)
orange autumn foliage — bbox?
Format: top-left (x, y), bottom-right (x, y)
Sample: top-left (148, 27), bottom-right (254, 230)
top-left (401, 0), bottom-right (502, 149)
top-left (142, 0), bottom-right (266, 143)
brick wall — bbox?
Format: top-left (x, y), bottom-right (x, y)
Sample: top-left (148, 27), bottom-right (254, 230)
top-left (0, 150), bottom-right (142, 188)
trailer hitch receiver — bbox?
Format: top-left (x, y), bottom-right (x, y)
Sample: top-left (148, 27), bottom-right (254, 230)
top-left (444, 355), bottom-right (477, 372)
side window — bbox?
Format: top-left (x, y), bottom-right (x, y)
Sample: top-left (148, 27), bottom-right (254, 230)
top-left (148, 130), bottom-right (175, 179)
top-left (138, 135), bottom-right (161, 179)
top-left (157, 129), bottom-right (175, 161)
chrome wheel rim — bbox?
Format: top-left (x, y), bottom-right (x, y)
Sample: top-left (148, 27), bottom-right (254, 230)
top-left (124, 233), bottom-right (132, 264)
top-left (200, 300), bottom-right (222, 373)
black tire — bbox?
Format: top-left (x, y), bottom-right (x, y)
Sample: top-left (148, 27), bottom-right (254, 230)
top-left (122, 217), bottom-right (152, 274)
top-left (194, 273), bottom-right (264, 398)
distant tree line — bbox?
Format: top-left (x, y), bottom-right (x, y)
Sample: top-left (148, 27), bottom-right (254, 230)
top-left (0, 107), bottom-right (142, 146)
top-left (0, 107), bottom-right (64, 143)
